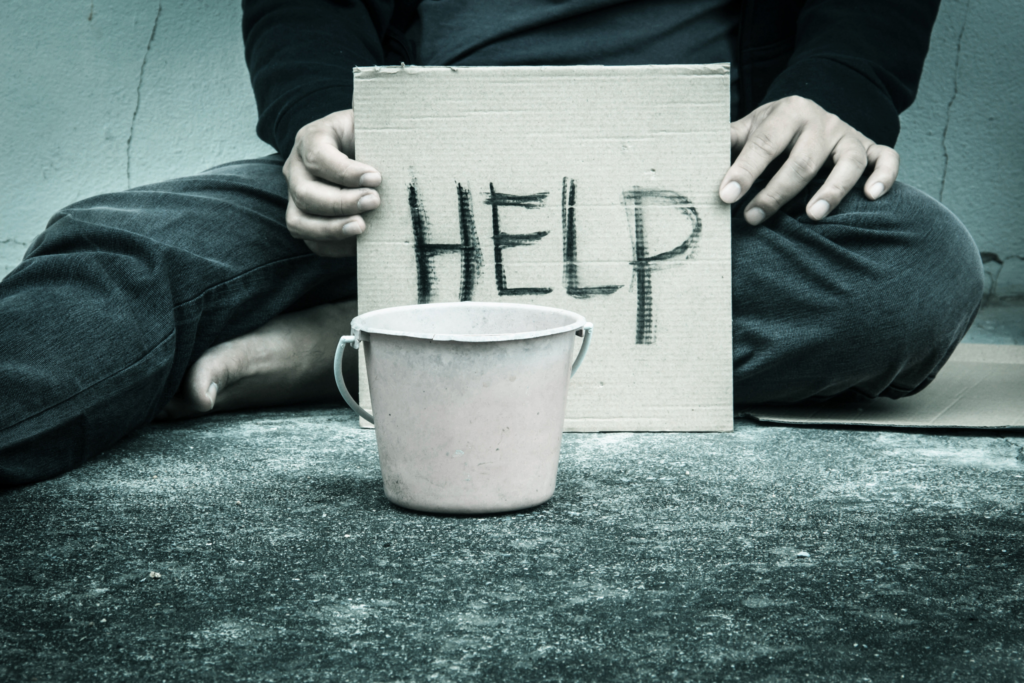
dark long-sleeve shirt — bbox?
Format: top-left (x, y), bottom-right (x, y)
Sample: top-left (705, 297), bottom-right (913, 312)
top-left (242, 0), bottom-right (941, 157)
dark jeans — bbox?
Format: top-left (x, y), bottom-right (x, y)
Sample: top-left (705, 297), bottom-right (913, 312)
top-left (0, 156), bottom-right (983, 485)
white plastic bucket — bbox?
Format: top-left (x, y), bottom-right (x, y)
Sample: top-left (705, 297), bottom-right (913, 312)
top-left (334, 302), bottom-right (593, 514)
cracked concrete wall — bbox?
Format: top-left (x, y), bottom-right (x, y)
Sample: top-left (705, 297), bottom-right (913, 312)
top-left (1, 0), bottom-right (1023, 299)
top-left (0, 0), bottom-right (272, 278)
top-left (897, 0), bottom-right (1024, 300)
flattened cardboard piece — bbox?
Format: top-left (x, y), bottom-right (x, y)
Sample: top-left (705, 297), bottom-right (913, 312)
top-left (745, 344), bottom-right (1024, 430)
top-left (353, 65), bottom-right (733, 432)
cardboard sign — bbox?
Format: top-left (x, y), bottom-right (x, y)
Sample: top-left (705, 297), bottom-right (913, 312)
top-left (353, 65), bottom-right (732, 432)
top-left (745, 343), bottom-right (1024, 430)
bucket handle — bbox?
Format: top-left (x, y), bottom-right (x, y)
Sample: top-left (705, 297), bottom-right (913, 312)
top-left (334, 322), bottom-right (594, 424)
top-left (334, 335), bottom-right (374, 424)
top-left (572, 323), bottom-right (594, 378)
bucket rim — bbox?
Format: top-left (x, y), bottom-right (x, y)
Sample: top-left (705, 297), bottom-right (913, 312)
top-left (351, 301), bottom-right (588, 343)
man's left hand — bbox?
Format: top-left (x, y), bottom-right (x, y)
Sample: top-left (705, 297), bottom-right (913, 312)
top-left (718, 95), bottom-right (900, 225)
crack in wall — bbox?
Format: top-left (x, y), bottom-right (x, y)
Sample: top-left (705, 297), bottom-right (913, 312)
top-left (980, 252), bottom-right (1003, 265)
top-left (126, 2), bottom-right (162, 188)
top-left (0, 239), bottom-right (29, 246)
top-left (982, 254), bottom-right (1024, 301)
top-left (983, 254), bottom-right (1024, 266)
top-left (939, 0), bottom-right (970, 203)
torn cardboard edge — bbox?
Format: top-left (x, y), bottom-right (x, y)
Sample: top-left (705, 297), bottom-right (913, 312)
top-left (353, 63), bottom-right (731, 78)
top-left (743, 343), bottom-right (1024, 430)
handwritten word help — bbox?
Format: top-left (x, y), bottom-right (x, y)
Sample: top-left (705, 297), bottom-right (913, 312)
top-left (407, 178), bottom-right (702, 344)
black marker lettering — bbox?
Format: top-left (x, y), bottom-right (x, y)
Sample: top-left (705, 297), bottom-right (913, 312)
top-left (409, 180), bottom-right (483, 304)
top-left (562, 177), bottom-right (623, 299)
top-left (486, 183), bottom-right (552, 296)
top-left (624, 188), bottom-right (702, 345)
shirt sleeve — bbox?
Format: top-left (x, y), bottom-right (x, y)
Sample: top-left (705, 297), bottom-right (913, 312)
top-left (761, 0), bottom-right (941, 146)
top-left (242, 0), bottom-right (397, 156)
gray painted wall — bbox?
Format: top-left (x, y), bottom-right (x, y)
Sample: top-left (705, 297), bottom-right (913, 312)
top-left (2, 0), bottom-right (1022, 299)
top-left (0, 0), bottom-right (272, 276)
top-left (898, 0), bottom-right (1024, 300)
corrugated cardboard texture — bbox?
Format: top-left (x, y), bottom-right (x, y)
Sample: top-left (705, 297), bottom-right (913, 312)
top-left (353, 65), bottom-right (733, 432)
top-left (745, 343), bottom-right (1024, 429)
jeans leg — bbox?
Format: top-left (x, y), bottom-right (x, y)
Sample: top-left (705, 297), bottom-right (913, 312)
top-left (0, 156), bottom-right (355, 486)
top-left (732, 180), bottom-right (984, 405)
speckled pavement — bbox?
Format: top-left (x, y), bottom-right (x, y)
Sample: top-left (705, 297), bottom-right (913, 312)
top-left (4, 305), bottom-right (1024, 681)
top-left (2, 404), bottom-right (1022, 682)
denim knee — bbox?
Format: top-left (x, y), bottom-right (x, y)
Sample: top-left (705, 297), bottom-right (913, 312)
top-left (732, 180), bottom-right (983, 404)
top-left (855, 182), bottom-right (983, 397)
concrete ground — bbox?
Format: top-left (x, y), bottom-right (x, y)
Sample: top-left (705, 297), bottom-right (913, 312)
top-left (2, 307), bottom-right (1022, 682)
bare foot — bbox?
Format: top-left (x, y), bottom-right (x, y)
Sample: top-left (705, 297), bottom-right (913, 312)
top-left (158, 300), bottom-right (359, 420)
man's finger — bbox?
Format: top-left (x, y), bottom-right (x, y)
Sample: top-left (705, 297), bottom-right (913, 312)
top-left (719, 110), bottom-right (759, 203)
top-left (285, 203), bottom-right (366, 241)
top-left (326, 109), bottom-right (357, 157)
top-left (803, 137), bottom-right (869, 220)
top-left (863, 145), bottom-right (900, 200)
top-left (719, 113), bottom-right (802, 205)
top-left (729, 115), bottom-right (754, 154)
top-left (290, 170), bottom-right (380, 218)
top-left (299, 131), bottom-right (380, 188)
top-left (740, 135), bottom-right (831, 225)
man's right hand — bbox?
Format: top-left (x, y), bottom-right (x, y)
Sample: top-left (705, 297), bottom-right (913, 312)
top-left (282, 109), bottom-right (381, 257)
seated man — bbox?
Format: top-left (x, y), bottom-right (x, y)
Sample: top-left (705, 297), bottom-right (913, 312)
top-left (0, 0), bottom-right (983, 486)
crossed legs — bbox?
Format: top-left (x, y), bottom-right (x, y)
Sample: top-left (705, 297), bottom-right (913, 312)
top-left (0, 156), bottom-right (353, 484)
top-left (168, 171), bottom-right (984, 413)
top-left (0, 155), bottom-right (983, 485)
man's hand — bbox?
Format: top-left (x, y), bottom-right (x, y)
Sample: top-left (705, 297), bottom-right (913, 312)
top-left (282, 109), bottom-right (381, 257)
top-left (718, 96), bottom-right (900, 225)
